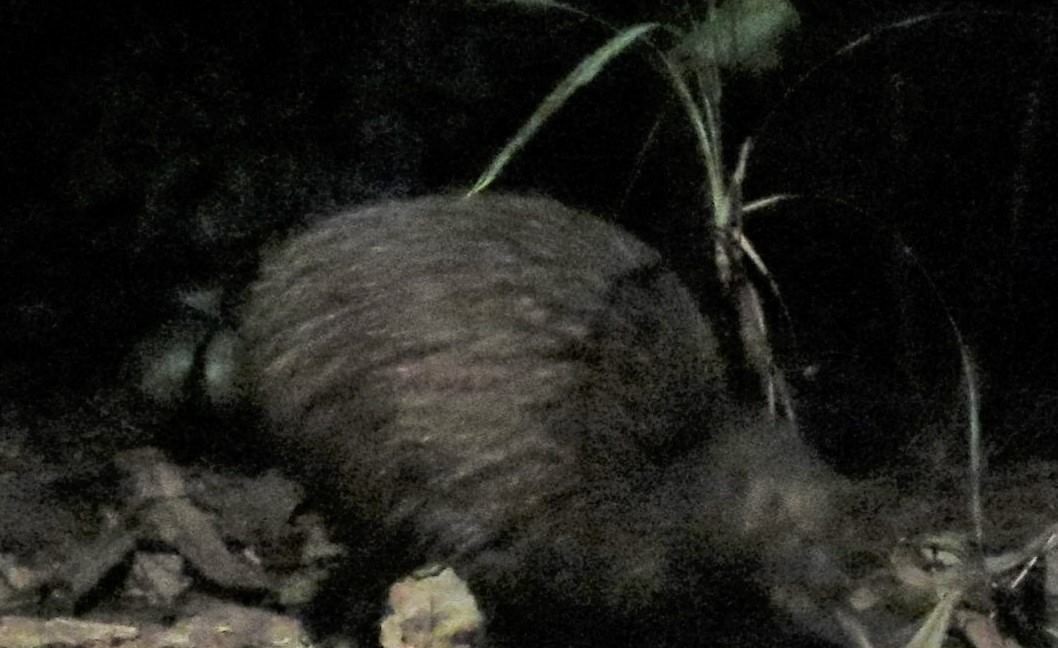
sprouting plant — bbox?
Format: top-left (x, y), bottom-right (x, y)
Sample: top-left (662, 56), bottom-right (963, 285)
top-left (468, 0), bottom-right (801, 421)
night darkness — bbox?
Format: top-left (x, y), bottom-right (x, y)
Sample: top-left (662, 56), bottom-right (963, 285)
top-left (5, 1), bottom-right (1058, 468)
top-left (3, 1), bottom-right (1058, 644)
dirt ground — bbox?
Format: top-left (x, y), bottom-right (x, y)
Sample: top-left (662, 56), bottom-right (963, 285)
top-left (1, 400), bottom-right (1056, 648)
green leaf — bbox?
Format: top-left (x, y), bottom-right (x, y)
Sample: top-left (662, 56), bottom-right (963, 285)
top-left (468, 23), bottom-right (658, 196)
top-left (678, 0), bottom-right (800, 72)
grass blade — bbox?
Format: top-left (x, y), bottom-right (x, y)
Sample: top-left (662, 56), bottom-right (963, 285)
top-left (468, 23), bottom-right (658, 196)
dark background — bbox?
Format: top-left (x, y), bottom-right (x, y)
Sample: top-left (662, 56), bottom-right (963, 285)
top-left (2, 1), bottom-right (1057, 475)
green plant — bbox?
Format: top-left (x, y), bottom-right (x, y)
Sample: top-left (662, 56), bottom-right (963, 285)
top-left (469, 0), bottom-right (801, 421)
